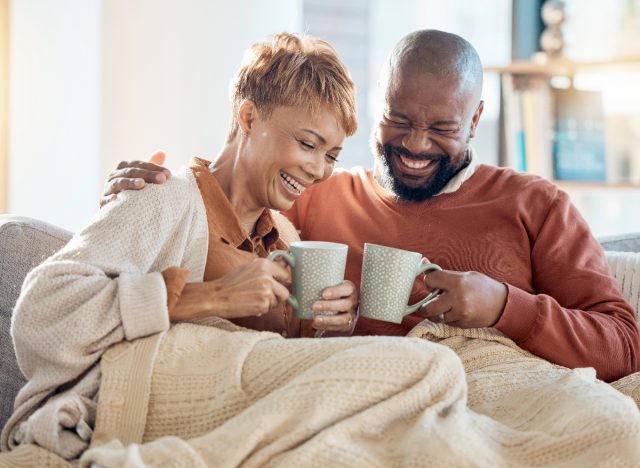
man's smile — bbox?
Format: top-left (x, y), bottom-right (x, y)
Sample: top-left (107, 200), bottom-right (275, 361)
top-left (393, 152), bottom-right (440, 180)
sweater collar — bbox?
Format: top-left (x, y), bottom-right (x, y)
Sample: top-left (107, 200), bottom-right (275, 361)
top-left (432, 146), bottom-right (478, 197)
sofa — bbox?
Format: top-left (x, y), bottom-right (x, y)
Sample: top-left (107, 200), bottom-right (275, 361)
top-left (1, 214), bottom-right (639, 435)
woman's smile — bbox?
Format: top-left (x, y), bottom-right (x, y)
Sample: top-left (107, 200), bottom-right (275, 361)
top-left (279, 170), bottom-right (307, 199)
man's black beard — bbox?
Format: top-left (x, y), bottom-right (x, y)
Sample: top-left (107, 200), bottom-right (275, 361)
top-left (376, 143), bottom-right (469, 202)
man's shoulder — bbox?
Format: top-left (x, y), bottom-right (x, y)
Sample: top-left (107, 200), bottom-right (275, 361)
top-left (474, 164), bottom-right (559, 198)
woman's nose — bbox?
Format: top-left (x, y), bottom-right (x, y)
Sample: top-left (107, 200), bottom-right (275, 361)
top-left (305, 153), bottom-right (326, 180)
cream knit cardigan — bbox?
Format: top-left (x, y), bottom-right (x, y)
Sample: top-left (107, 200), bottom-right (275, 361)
top-left (1, 168), bottom-right (209, 457)
top-left (1, 168), bottom-right (298, 459)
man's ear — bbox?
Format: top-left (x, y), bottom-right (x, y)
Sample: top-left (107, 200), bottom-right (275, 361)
top-left (468, 100), bottom-right (484, 139)
top-left (237, 100), bottom-right (258, 136)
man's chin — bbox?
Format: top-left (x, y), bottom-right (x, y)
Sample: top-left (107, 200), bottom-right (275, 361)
top-left (389, 177), bottom-right (443, 202)
top-left (395, 173), bottom-right (432, 188)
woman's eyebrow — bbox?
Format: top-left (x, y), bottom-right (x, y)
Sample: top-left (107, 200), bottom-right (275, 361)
top-left (300, 129), bottom-right (343, 151)
top-left (301, 129), bottom-right (326, 144)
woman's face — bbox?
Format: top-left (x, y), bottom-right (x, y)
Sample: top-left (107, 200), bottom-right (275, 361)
top-left (241, 104), bottom-right (347, 212)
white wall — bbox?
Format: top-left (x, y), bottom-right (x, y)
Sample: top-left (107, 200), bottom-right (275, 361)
top-left (563, 187), bottom-right (640, 237)
top-left (100, 0), bottom-right (303, 181)
top-left (8, 0), bottom-right (302, 232)
top-left (8, 0), bottom-right (101, 232)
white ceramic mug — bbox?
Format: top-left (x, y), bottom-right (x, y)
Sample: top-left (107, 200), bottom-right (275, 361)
top-left (268, 241), bottom-right (348, 320)
top-left (359, 243), bottom-right (441, 323)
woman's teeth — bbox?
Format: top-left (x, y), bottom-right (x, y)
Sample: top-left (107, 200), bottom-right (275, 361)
top-left (399, 155), bottom-right (432, 169)
top-left (280, 171), bottom-right (305, 195)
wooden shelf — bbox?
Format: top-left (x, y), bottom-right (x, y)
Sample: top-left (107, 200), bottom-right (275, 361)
top-left (491, 57), bottom-right (640, 193)
top-left (485, 56), bottom-right (640, 76)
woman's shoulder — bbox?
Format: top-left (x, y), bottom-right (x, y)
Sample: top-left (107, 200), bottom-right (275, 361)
top-left (118, 167), bottom-right (201, 206)
top-left (96, 167), bottom-right (204, 232)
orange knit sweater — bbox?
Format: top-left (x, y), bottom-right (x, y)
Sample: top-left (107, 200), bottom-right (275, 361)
top-left (285, 164), bottom-right (639, 382)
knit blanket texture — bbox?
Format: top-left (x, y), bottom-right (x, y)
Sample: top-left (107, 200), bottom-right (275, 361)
top-left (3, 317), bottom-right (639, 467)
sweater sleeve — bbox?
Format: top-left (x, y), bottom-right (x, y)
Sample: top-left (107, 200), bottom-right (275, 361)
top-left (161, 267), bottom-right (190, 314)
top-left (495, 190), bottom-right (639, 382)
top-left (7, 178), bottom-right (198, 447)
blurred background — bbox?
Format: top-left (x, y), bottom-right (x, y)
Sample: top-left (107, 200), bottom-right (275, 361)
top-left (0, 0), bottom-right (638, 235)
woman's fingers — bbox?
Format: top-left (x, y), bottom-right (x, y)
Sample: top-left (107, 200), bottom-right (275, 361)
top-left (312, 311), bottom-right (354, 331)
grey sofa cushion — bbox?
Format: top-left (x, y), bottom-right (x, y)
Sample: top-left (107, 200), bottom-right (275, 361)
top-left (0, 215), bottom-right (72, 433)
top-left (599, 233), bottom-right (640, 254)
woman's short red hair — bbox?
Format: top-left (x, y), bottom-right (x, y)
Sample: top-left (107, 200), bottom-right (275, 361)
top-left (227, 32), bottom-right (357, 142)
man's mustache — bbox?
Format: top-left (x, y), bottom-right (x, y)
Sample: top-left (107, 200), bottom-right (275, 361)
top-left (383, 144), bottom-right (446, 161)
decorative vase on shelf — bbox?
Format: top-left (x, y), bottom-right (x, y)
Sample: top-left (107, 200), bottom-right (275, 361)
top-left (540, 0), bottom-right (567, 59)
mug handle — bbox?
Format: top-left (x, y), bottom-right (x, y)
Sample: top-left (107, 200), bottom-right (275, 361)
top-left (403, 263), bottom-right (442, 316)
top-left (267, 250), bottom-right (299, 310)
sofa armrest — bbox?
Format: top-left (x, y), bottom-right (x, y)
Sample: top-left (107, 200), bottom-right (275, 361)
top-left (605, 251), bottom-right (640, 326)
top-left (0, 215), bottom-right (72, 434)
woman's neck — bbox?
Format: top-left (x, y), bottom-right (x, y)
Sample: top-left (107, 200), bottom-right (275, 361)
top-left (210, 142), bottom-right (263, 237)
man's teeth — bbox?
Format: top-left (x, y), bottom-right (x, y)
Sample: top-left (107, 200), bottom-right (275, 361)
top-left (280, 171), bottom-right (305, 194)
top-left (399, 155), bottom-right (432, 169)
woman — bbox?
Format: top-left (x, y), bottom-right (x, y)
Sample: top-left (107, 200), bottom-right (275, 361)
top-left (1, 32), bottom-right (359, 459)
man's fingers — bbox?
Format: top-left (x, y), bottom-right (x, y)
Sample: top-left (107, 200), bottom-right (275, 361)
top-left (418, 293), bottom-right (450, 318)
top-left (148, 150), bottom-right (166, 166)
top-left (110, 167), bottom-right (167, 184)
top-left (99, 193), bottom-right (118, 208)
top-left (103, 177), bottom-right (144, 197)
top-left (422, 269), bottom-right (458, 291)
top-left (113, 160), bottom-right (170, 176)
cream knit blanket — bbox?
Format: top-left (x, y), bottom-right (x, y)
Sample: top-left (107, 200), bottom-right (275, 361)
top-left (4, 318), bottom-right (639, 467)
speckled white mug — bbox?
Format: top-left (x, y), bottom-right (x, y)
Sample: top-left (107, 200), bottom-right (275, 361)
top-left (268, 241), bottom-right (348, 320)
top-left (359, 243), bottom-right (442, 324)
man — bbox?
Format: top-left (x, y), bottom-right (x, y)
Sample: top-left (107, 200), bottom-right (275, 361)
top-left (103, 30), bottom-right (639, 382)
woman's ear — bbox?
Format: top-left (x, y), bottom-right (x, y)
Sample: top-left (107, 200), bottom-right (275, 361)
top-left (237, 100), bottom-right (258, 136)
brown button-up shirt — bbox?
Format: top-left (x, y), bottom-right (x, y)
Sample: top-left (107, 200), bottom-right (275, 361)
top-left (163, 157), bottom-right (302, 336)
top-left (190, 157), bottom-right (287, 278)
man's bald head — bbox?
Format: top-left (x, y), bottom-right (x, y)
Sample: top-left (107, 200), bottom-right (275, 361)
top-left (373, 30), bottom-right (485, 202)
top-left (382, 29), bottom-right (483, 102)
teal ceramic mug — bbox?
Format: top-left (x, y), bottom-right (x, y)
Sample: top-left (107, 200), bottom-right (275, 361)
top-left (267, 241), bottom-right (348, 320)
top-left (359, 243), bottom-right (442, 324)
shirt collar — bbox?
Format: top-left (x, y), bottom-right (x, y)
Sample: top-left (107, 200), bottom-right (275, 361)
top-left (433, 146), bottom-right (478, 197)
top-left (189, 157), bottom-right (280, 250)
